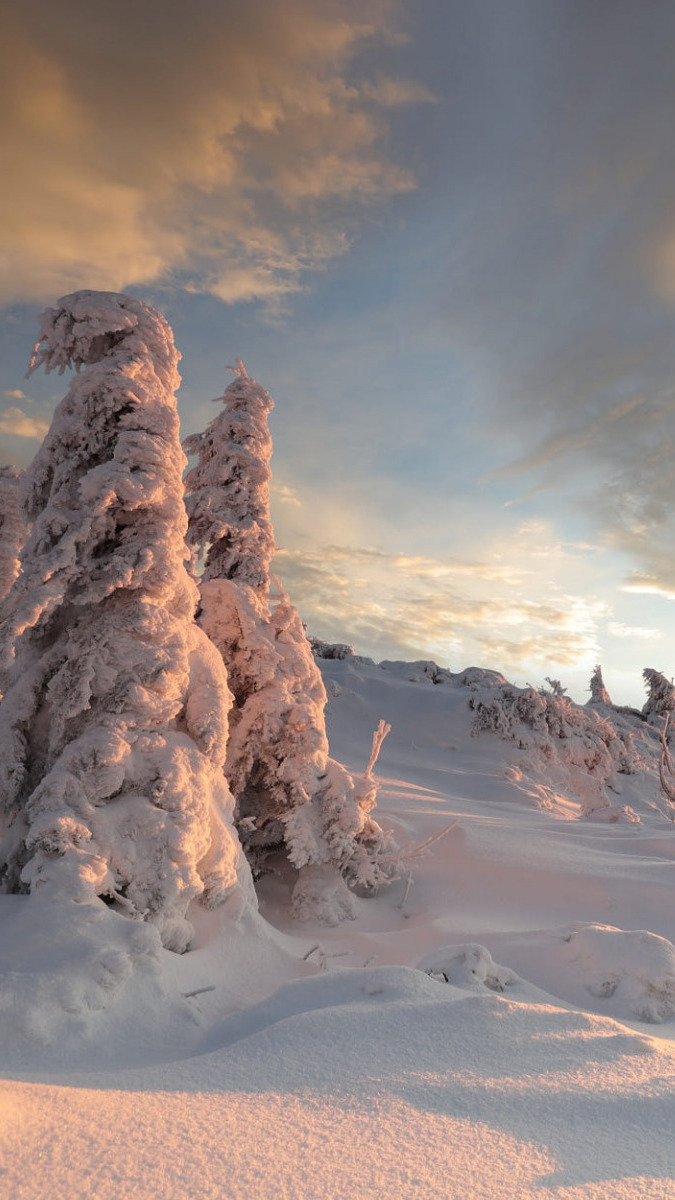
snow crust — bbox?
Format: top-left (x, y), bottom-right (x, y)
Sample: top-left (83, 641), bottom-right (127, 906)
top-left (3, 651), bottom-right (675, 1198)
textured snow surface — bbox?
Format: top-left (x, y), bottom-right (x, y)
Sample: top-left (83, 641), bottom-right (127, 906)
top-left (3, 655), bottom-right (675, 1198)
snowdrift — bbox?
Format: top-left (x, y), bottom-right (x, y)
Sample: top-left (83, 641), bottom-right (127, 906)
top-left (3, 649), bottom-right (675, 1199)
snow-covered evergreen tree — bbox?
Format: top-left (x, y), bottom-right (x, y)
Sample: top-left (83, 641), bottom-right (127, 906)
top-left (0, 466), bottom-right (26, 607)
top-left (0, 292), bottom-right (252, 952)
top-left (642, 669), bottom-right (675, 719)
top-left (588, 664), bottom-right (612, 706)
top-left (184, 364), bottom-right (392, 921)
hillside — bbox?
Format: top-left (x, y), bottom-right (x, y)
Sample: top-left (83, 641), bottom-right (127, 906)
top-left (2, 649), bottom-right (675, 1198)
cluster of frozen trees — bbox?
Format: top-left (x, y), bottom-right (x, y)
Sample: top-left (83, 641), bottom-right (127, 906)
top-left (0, 291), bottom-right (393, 950)
top-left (470, 664), bottom-right (675, 820)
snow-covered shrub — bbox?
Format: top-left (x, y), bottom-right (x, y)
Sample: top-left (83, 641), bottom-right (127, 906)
top-left (562, 923), bottom-right (675, 1023)
top-left (418, 944), bottom-right (518, 993)
top-left (0, 466), bottom-right (26, 608)
top-left (310, 639), bottom-right (357, 661)
top-left (0, 292), bottom-right (252, 952)
top-left (471, 683), bottom-right (638, 816)
top-left (545, 677), bottom-right (567, 698)
top-left (184, 364), bottom-right (393, 917)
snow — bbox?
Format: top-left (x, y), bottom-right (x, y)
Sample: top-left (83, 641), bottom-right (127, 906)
top-left (0, 292), bottom-right (253, 952)
top-left (3, 652), bottom-right (675, 1197)
top-left (183, 369), bottom-right (392, 911)
top-left (0, 465), bottom-right (25, 608)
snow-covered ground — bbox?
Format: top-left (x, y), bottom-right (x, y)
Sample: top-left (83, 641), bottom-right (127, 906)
top-left (3, 652), bottom-right (675, 1199)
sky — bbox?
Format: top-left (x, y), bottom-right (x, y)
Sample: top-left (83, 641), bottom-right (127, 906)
top-left (1, 0), bottom-right (675, 705)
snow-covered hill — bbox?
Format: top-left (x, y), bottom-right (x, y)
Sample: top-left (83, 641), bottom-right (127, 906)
top-left (2, 650), bottom-right (675, 1199)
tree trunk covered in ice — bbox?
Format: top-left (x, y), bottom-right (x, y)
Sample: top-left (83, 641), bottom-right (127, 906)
top-left (184, 365), bottom-right (393, 921)
top-left (0, 292), bottom-right (251, 952)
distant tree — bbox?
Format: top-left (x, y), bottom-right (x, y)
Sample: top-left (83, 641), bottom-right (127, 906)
top-left (588, 664), bottom-right (612, 706)
top-left (184, 364), bottom-right (393, 921)
top-left (642, 669), bottom-right (675, 719)
top-left (544, 677), bottom-right (567, 699)
top-left (642, 670), bottom-right (675, 811)
top-left (0, 292), bottom-right (252, 951)
top-left (0, 466), bottom-right (26, 607)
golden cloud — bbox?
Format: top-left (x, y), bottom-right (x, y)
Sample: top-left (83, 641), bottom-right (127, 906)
top-left (0, 407), bottom-right (49, 439)
top-left (272, 484), bottom-right (302, 508)
top-left (1, 0), bottom-right (418, 305)
top-left (273, 541), bottom-right (607, 674)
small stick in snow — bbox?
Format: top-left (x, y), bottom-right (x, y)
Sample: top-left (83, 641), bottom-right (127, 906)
top-left (378, 820), bottom-right (458, 866)
top-left (396, 872), bottom-right (414, 911)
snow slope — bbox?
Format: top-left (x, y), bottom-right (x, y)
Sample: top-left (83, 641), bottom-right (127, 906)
top-left (2, 653), bottom-right (675, 1199)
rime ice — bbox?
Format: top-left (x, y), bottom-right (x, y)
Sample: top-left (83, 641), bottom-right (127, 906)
top-left (0, 292), bottom-right (252, 951)
top-left (184, 363), bottom-right (393, 920)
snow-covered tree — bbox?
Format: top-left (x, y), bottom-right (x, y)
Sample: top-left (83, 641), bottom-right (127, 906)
top-left (184, 358), bottom-right (274, 592)
top-left (0, 466), bottom-right (26, 607)
top-left (184, 364), bottom-right (393, 920)
top-left (588, 664), bottom-right (612, 706)
top-left (0, 292), bottom-right (252, 952)
top-left (641, 670), bottom-right (675, 810)
top-left (642, 669), bottom-right (675, 719)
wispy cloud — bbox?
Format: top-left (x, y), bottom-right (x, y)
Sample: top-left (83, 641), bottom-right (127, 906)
top-left (621, 573), bottom-right (675, 602)
top-left (271, 484), bottom-right (302, 508)
top-left (608, 621), bottom-right (661, 640)
top-left (1, 0), bottom-right (419, 307)
top-left (273, 530), bottom-right (607, 675)
top-left (421, 4), bottom-right (675, 609)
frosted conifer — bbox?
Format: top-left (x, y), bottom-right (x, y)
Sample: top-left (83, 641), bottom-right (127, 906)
top-left (642, 669), bottom-right (675, 719)
top-left (588, 664), bottom-right (612, 706)
top-left (0, 292), bottom-right (252, 952)
top-left (0, 467), bottom-right (26, 607)
top-left (184, 365), bottom-right (393, 921)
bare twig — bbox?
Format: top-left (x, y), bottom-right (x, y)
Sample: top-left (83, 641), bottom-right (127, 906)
top-left (378, 820), bottom-right (458, 866)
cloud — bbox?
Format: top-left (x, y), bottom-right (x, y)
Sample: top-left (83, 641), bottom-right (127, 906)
top-left (607, 621), bottom-right (661, 641)
top-left (1, 0), bottom-right (418, 307)
top-left (273, 536), bottom-right (607, 675)
top-left (0, 407), bottom-right (49, 439)
top-left (3, 389), bottom-right (28, 401)
top-left (361, 77), bottom-right (437, 107)
top-left (272, 484), bottom-right (302, 508)
top-left (621, 574), bottom-right (675, 602)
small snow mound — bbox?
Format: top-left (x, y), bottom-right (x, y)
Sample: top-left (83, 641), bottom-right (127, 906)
top-left (291, 864), bottom-right (358, 924)
top-left (417, 943), bottom-right (518, 993)
top-left (452, 666), bottom-right (508, 690)
top-left (563, 923), bottom-right (675, 1023)
top-left (378, 659), bottom-right (453, 685)
top-left (586, 804), bottom-right (641, 824)
top-left (0, 894), bottom-right (183, 1068)
top-left (197, 963), bottom-right (449, 1055)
